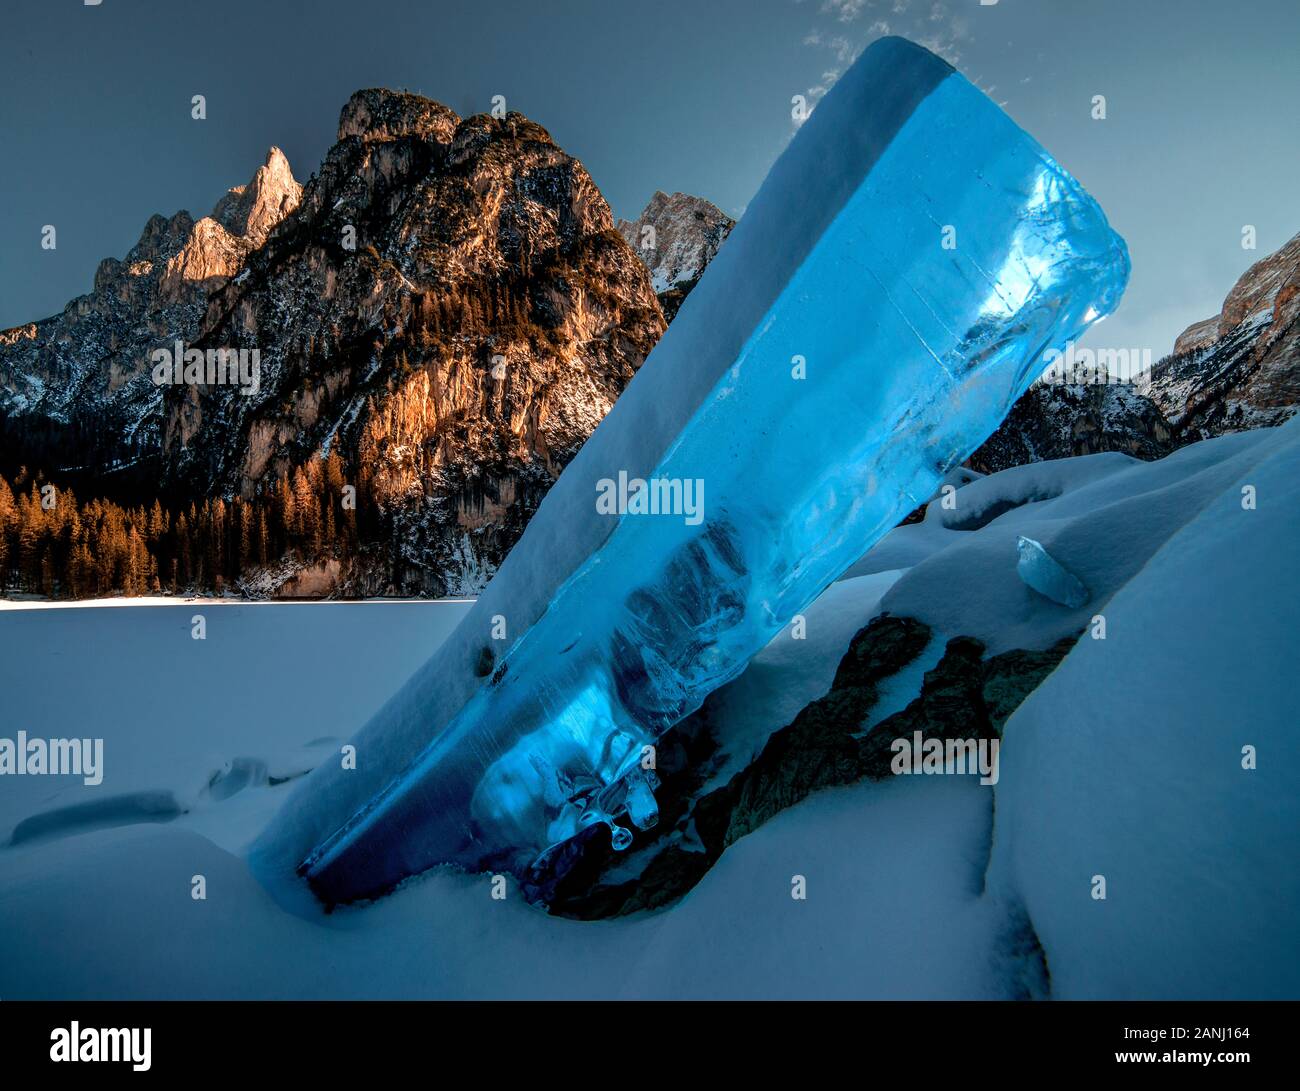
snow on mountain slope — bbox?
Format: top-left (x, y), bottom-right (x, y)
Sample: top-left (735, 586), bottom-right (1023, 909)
top-left (616, 191), bottom-right (734, 292)
top-left (969, 379), bottom-right (1173, 473)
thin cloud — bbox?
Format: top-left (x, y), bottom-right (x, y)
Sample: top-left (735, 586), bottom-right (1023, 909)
top-left (795, 0), bottom-right (972, 124)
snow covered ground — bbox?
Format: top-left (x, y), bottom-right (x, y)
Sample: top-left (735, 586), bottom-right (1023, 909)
top-left (1, 423), bottom-right (1296, 999)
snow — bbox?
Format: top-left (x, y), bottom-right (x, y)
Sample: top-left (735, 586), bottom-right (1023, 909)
top-left (846, 427), bottom-right (1285, 655)
top-left (859, 633), bottom-right (945, 733)
top-left (0, 588), bottom-right (1008, 1000)
top-left (0, 776), bottom-right (1005, 1000)
top-left (0, 601), bottom-right (472, 847)
top-left (699, 569), bottom-right (903, 786)
top-left (985, 415), bottom-right (1300, 999)
top-left (1, 423), bottom-right (1295, 998)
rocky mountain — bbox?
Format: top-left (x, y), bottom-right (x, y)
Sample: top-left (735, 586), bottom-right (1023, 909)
top-left (1141, 230), bottom-right (1300, 439)
top-left (0, 90), bottom-right (664, 597)
top-left (617, 191), bottom-right (734, 321)
top-left (968, 381), bottom-right (1173, 474)
top-left (161, 90), bottom-right (664, 595)
top-left (0, 148), bottom-right (303, 493)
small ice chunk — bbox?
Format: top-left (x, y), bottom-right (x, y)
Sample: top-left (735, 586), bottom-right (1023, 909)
top-left (1016, 536), bottom-right (1089, 608)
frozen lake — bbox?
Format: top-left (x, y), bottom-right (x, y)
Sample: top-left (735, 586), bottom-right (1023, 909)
top-left (0, 586), bottom-right (1013, 1000)
top-left (0, 600), bottom-right (473, 843)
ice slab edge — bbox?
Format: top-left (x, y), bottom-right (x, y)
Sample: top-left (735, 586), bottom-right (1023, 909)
top-left (279, 37), bottom-right (1130, 906)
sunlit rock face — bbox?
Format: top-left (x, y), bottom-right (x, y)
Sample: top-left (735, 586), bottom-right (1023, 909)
top-left (162, 90), bottom-right (664, 596)
top-left (295, 37), bottom-right (1130, 907)
top-left (211, 146), bottom-right (304, 250)
top-left (336, 88), bottom-right (460, 144)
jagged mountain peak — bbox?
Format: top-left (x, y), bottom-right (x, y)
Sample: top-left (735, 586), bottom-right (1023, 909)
top-left (337, 88), bottom-right (462, 144)
top-left (647, 189), bottom-right (726, 218)
top-left (0, 87), bottom-right (664, 597)
top-left (212, 146), bottom-right (303, 248)
top-left (617, 190), bottom-right (734, 320)
top-left (164, 94), bottom-right (663, 530)
top-left (115, 210), bottom-right (196, 270)
top-left (0, 144), bottom-right (297, 482)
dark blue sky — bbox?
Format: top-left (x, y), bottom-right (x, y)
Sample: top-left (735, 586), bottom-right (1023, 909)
top-left (2, 0), bottom-right (1297, 355)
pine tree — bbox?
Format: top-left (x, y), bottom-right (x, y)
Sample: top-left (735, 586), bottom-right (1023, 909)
top-left (0, 475), bottom-right (16, 588)
top-left (236, 499), bottom-right (252, 572)
top-left (256, 509), bottom-right (269, 566)
top-left (292, 467), bottom-right (316, 552)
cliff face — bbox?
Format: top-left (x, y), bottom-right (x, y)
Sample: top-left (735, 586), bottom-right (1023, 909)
top-left (163, 91), bottom-right (664, 594)
top-left (1142, 231), bottom-right (1300, 440)
top-left (0, 90), bottom-right (664, 597)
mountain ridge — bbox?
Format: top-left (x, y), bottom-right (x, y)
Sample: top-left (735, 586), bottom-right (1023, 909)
top-left (0, 88), bottom-right (664, 597)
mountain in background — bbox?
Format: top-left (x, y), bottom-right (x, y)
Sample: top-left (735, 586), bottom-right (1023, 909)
top-left (2, 89), bottom-right (1295, 600)
top-left (0, 148), bottom-right (302, 487)
top-left (0, 90), bottom-right (664, 597)
top-left (1142, 230), bottom-right (1300, 438)
top-left (616, 191), bottom-right (734, 321)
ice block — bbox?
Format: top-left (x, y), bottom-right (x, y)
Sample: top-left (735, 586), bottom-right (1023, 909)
top-left (298, 37), bottom-right (1129, 904)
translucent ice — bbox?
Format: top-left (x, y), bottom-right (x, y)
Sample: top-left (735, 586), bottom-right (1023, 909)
top-left (1016, 535), bottom-right (1090, 608)
top-left (299, 37), bottom-right (1129, 904)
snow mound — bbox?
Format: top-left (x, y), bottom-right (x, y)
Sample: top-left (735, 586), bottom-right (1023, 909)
top-left (846, 427), bottom-right (1287, 654)
top-left (985, 415), bottom-right (1300, 999)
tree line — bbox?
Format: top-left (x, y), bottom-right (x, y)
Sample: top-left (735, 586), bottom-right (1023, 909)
top-left (0, 450), bottom-right (367, 598)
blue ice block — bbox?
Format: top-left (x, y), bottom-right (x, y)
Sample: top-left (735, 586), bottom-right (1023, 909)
top-left (301, 38), bottom-right (1130, 904)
